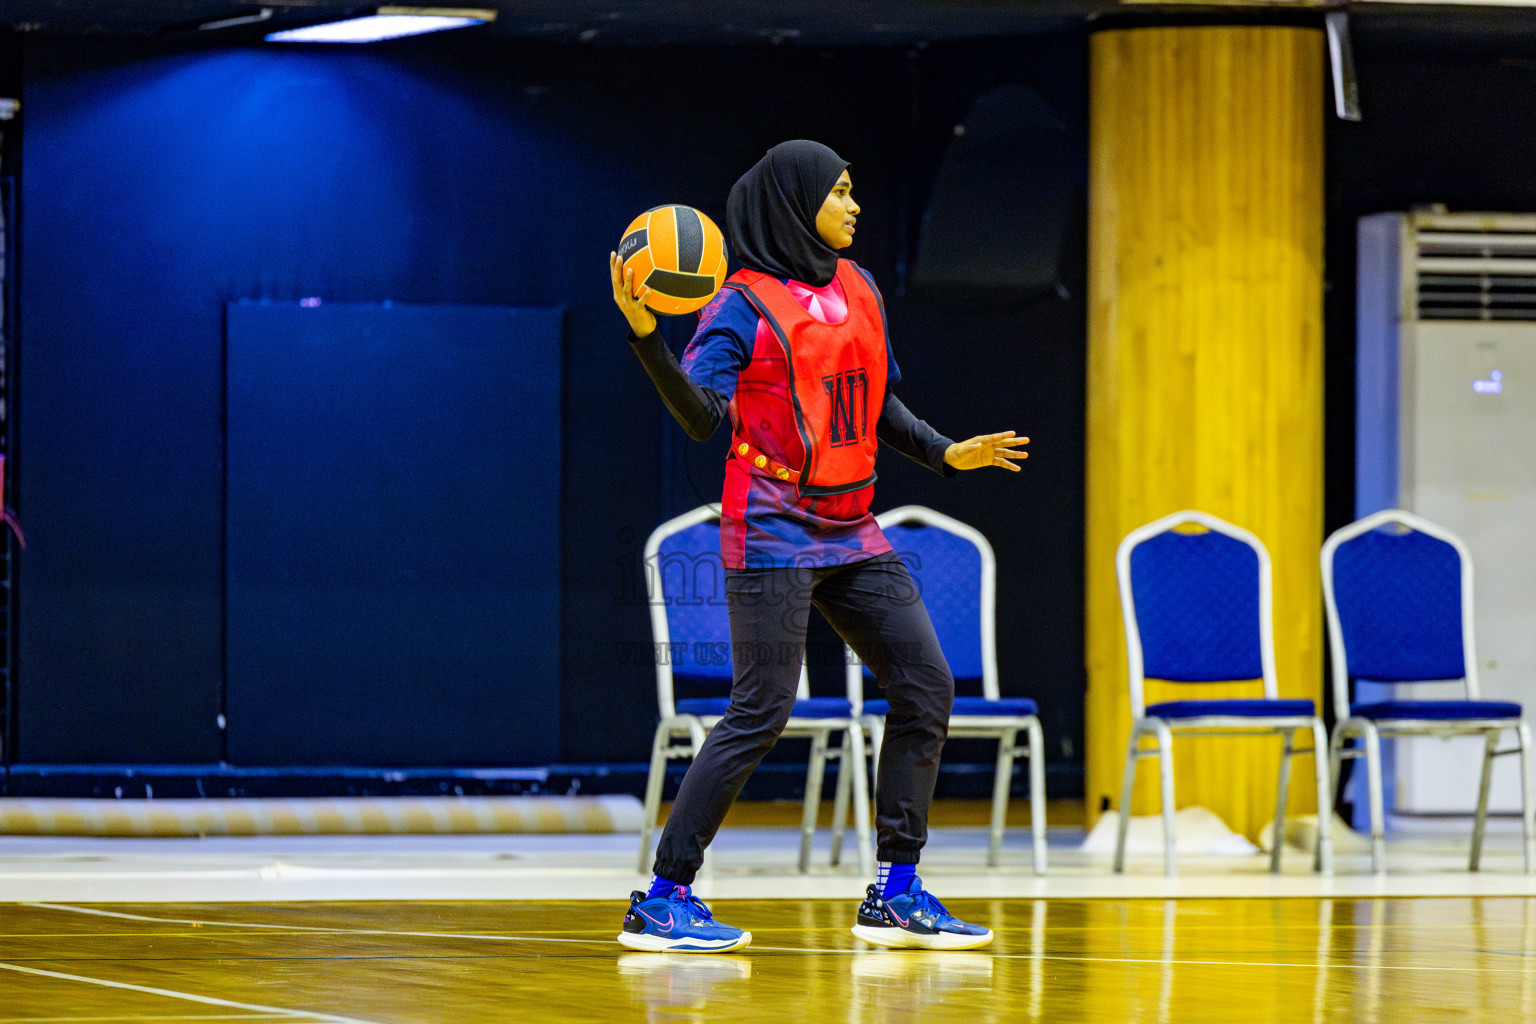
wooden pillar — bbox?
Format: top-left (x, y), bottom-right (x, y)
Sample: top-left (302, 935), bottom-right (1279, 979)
top-left (1085, 26), bottom-right (1326, 839)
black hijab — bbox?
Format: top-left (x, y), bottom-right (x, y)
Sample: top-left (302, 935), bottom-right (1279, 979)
top-left (726, 140), bottom-right (849, 287)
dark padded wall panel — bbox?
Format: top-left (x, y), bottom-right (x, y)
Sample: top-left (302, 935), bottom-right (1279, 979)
top-left (225, 302), bottom-right (560, 764)
top-left (910, 84), bottom-right (1074, 299)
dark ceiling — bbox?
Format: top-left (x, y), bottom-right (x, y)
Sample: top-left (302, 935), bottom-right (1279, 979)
top-left (2, 1), bottom-right (1534, 48)
top-left (1, 1), bottom-right (1103, 44)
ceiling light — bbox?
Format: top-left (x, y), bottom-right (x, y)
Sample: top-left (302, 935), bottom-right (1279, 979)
top-left (266, 7), bottom-right (495, 44)
top-left (200, 7), bottom-right (274, 31)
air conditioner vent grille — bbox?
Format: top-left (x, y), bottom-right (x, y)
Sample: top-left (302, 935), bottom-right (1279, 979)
top-left (1415, 230), bottom-right (1536, 321)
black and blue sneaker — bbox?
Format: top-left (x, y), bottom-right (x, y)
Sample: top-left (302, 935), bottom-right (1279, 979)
top-left (851, 876), bottom-right (994, 950)
top-left (617, 885), bottom-right (752, 953)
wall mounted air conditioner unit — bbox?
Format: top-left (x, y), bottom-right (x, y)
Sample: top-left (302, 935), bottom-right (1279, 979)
top-left (1358, 210), bottom-right (1536, 816)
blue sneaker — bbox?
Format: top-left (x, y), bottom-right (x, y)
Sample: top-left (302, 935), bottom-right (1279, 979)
top-left (618, 886), bottom-right (752, 953)
top-left (851, 876), bottom-right (994, 950)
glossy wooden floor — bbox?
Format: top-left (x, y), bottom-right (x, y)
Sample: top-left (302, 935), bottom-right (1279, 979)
top-left (2, 896), bottom-right (1533, 1023)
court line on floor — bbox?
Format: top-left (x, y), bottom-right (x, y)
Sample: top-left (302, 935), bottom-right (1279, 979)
top-left (24, 903), bottom-right (610, 946)
top-left (0, 962), bottom-right (383, 1024)
top-left (0, 1019), bottom-right (290, 1024)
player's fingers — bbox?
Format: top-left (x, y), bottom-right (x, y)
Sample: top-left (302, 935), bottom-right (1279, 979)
top-left (998, 449), bottom-right (1028, 459)
top-left (994, 458), bottom-right (1020, 471)
top-left (996, 436), bottom-right (1030, 447)
top-left (978, 430), bottom-right (1016, 443)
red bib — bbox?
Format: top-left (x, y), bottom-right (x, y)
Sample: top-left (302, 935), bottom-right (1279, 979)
top-left (723, 261), bottom-right (889, 495)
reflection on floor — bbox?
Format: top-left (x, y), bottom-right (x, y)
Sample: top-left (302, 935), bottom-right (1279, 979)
top-left (1, 896), bottom-right (1532, 1023)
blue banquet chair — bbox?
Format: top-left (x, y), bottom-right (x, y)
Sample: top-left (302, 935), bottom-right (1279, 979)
top-left (636, 505), bottom-right (873, 875)
top-left (1113, 510), bottom-right (1333, 877)
top-left (1322, 508), bottom-right (1534, 873)
top-left (832, 505), bottom-right (1047, 872)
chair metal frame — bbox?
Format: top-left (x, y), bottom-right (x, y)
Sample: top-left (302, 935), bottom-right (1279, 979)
top-left (636, 505), bottom-right (874, 876)
top-left (1321, 508), bottom-right (1535, 874)
top-left (830, 504), bottom-right (1047, 872)
top-left (1113, 510), bottom-right (1334, 877)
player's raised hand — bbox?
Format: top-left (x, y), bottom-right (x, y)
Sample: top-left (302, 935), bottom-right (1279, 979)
top-left (944, 431), bottom-right (1030, 472)
top-left (610, 251), bottom-right (658, 339)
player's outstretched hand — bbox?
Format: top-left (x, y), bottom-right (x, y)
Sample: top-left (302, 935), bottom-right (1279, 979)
top-left (610, 251), bottom-right (658, 340)
top-left (944, 431), bottom-right (1029, 472)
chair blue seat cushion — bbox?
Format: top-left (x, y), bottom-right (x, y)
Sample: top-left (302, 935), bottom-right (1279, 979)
top-left (1352, 700), bottom-right (1522, 721)
top-left (953, 696), bottom-right (1038, 717)
top-left (862, 697), bottom-right (1037, 718)
top-left (675, 697), bottom-right (853, 719)
top-left (1144, 698), bottom-right (1315, 719)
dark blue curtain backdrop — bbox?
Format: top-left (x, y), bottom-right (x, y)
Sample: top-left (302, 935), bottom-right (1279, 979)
top-left (12, 34), bottom-right (1089, 773)
top-left (225, 302), bottom-right (561, 765)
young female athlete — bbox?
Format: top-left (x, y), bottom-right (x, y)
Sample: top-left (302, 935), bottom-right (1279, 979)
top-left (608, 140), bottom-right (1028, 953)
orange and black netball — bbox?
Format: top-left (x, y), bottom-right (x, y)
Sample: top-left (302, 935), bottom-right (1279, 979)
top-left (617, 205), bottom-right (727, 316)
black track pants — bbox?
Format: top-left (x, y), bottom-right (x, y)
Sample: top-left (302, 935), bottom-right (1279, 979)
top-left (652, 553), bottom-right (954, 884)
